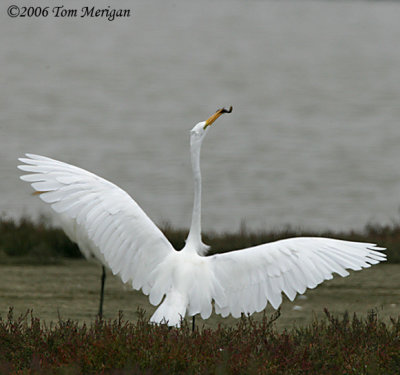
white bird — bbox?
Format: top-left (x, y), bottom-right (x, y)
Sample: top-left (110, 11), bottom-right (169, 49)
top-left (18, 107), bottom-right (386, 327)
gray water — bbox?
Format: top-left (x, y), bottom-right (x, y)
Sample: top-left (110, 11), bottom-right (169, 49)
top-left (1, 0), bottom-right (400, 234)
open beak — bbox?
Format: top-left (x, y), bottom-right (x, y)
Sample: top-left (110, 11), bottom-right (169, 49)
top-left (203, 106), bottom-right (233, 129)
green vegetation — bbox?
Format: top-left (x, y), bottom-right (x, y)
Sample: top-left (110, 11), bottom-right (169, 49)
top-left (0, 216), bottom-right (80, 263)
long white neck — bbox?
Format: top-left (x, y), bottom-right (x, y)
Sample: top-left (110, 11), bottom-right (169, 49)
top-left (185, 138), bottom-right (207, 254)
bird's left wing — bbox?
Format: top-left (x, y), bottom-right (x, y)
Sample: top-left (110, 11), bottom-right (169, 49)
top-left (207, 237), bottom-right (386, 318)
top-left (18, 154), bottom-right (176, 294)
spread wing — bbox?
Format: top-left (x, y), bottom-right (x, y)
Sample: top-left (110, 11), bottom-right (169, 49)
top-left (208, 237), bottom-right (386, 318)
top-left (18, 154), bottom-right (176, 295)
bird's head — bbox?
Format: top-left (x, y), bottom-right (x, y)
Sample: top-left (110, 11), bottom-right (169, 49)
top-left (190, 106), bottom-right (233, 144)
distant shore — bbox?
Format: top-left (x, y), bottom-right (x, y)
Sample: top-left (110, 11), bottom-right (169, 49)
top-left (0, 216), bottom-right (397, 263)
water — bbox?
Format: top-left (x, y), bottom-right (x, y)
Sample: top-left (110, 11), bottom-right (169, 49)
top-left (1, 0), bottom-right (400, 234)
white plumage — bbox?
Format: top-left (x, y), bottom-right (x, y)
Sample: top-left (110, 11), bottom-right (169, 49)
top-left (18, 107), bottom-right (386, 326)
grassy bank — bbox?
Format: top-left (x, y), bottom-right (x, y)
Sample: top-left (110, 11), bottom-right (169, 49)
top-left (0, 261), bottom-right (398, 330)
top-left (0, 216), bottom-right (399, 263)
top-left (1, 308), bottom-right (400, 374)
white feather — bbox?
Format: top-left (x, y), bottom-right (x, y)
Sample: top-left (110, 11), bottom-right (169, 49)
top-left (18, 154), bottom-right (175, 296)
top-left (18, 109), bottom-right (386, 327)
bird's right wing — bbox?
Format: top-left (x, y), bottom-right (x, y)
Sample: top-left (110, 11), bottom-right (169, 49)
top-left (208, 237), bottom-right (386, 318)
top-left (18, 154), bottom-right (176, 295)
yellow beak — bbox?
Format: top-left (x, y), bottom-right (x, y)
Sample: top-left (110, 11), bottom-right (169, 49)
top-left (203, 106), bottom-right (233, 129)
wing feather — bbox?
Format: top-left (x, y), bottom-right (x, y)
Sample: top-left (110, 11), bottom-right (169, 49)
top-left (208, 237), bottom-right (386, 318)
top-left (18, 154), bottom-right (175, 294)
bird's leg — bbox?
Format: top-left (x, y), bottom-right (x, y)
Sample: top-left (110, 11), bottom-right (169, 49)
top-left (192, 315), bottom-right (196, 332)
top-left (98, 265), bottom-right (106, 319)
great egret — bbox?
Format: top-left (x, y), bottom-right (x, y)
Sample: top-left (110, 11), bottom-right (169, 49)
top-left (18, 107), bottom-right (386, 327)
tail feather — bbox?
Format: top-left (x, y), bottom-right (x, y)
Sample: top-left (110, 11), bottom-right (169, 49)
top-left (150, 290), bottom-right (187, 327)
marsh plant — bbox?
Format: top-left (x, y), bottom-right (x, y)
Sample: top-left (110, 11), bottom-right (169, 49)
top-left (0, 307), bottom-right (400, 374)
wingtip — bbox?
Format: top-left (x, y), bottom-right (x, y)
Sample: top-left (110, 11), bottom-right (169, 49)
top-left (21, 153), bottom-right (52, 161)
top-left (18, 153), bottom-right (37, 165)
top-left (18, 153), bottom-right (34, 160)
top-left (371, 246), bottom-right (386, 251)
top-left (25, 153), bottom-right (38, 158)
